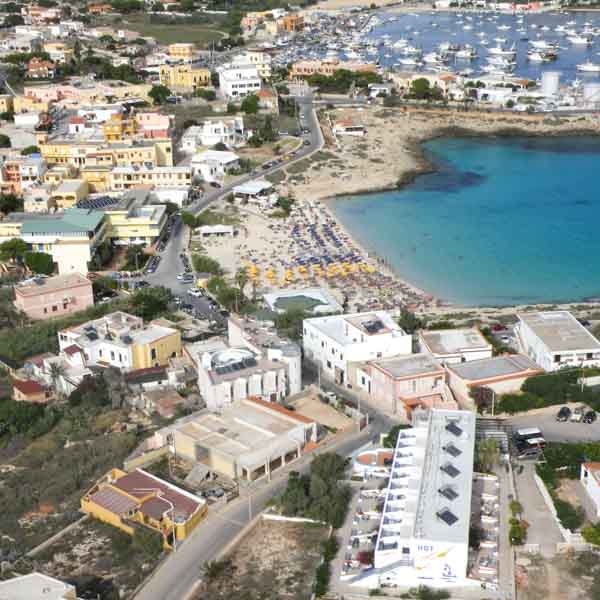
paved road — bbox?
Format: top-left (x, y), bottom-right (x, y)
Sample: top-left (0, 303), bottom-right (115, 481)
top-left (134, 413), bottom-right (392, 600)
top-left (187, 93), bottom-right (323, 216)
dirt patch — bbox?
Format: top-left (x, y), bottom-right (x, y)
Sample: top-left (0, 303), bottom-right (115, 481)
top-left (556, 479), bottom-right (582, 508)
top-left (517, 554), bottom-right (590, 600)
top-left (197, 519), bottom-right (329, 600)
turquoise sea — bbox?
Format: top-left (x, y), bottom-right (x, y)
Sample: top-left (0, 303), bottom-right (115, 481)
top-left (330, 136), bottom-right (600, 307)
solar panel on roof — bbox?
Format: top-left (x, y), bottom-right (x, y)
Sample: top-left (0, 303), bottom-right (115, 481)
top-left (440, 463), bottom-right (460, 478)
top-left (443, 443), bottom-right (462, 458)
top-left (446, 421), bottom-right (463, 437)
top-left (438, 486), bottom-right (459, 501)
top-left (437, 508), bottom-right (459, 526)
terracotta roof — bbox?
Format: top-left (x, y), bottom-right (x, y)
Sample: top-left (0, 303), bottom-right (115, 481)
top-left (89, 486), bottom-right (138, 516)
top-left (140, 495), bottom-right (171, 520)
top-left (257, 88), bottom-right (275, 98)
top-left (114, 470), bottom-right (200, 520)
top-left (69, 116), bottom-right (86, 125)
top-left (63, 344), bottom-right (82, 356)
top-left (247, 396), bottom-right (314, 424)
top-left (12, 379), bottom-right (44, 395)
top-left (125, 366), bottom-right (166, 383)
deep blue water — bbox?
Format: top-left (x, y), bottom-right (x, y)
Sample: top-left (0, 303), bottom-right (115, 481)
top-left (371, 11), bottom-right (600, 84)
top-left (330, 136), bottom-right (600, 306)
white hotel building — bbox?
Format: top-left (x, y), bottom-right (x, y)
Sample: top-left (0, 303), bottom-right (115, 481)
top-left (302, 311), bottom-right (412, 387)
top-left (516, 310), bottom-right (600, 372)
top-left (351, 409), bottom-right (476, 589)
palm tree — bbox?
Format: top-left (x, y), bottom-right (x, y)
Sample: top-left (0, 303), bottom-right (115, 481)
top-left (234, 267), bottom-right (249, 313)
top-left (48, 362), bottom-right (66, 397)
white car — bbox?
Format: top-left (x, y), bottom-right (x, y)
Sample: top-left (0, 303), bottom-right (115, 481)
top-left (188, 288), bottom-right (203, 297)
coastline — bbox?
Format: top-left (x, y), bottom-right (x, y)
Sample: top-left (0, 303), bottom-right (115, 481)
top-left (283, 106), bottom-right (600, 315)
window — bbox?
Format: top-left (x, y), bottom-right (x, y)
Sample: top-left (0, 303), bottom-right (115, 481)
top-left (52, 305), bottom-right (57, 312)
top-left (587, 353), bottom-right (593, 360)
top-left (554, 354), bottom-right (561, 363)
top-left (110, 351), bottom-right (115, 360)
top-left (326, 360), bottom-right (332, 369)
top-left (151, 348), bottom-right (157, 360)
top-left (99, 349), bottom-right (103, 357)
top-left (63, 302), bottom-right (68, 310)
top-left (43, 307), bottom-right (48, 314)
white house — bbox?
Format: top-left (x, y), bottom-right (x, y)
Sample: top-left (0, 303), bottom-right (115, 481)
top-left (180, 117), bottom-right (245, 152)
top-left (303, 311), bottom-right (413, 387)
top-left (14, 112), bottom-right (41, 129)
top-left (231, 49), bottom-right (272, 79)
top-left (581, 462), bottom-right (600, 518)
top-left (352, 409), bottom-right (476, 590)
top-left (191, 150), bottom-right (240, 184)
top-left (418, 328), bottom-right (492, 365)
top-left (218, 64), bottom-right (262, 99)
top-left (187, 338), bottom-right (288, 410)
top-left (232, 179), bottom-right (277, 207)
top-left (516, 310), bottom-right (600, 372)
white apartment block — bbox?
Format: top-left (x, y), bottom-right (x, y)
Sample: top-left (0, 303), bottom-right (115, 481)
top-left (303, 311), bottom-right (412, 387)
top-left (418, 328), bottom-right (492, 365)
top-left (516, 310), bottom-right (600, 372)
top-left (190, 150), bottom-right (240, 184)
top-left (350, 409), bottom-right (476, 589)
top-left (180, 117), bottom-right (245, 152)
top-left (218, 64), bottom-right (262, 99)
top-left (188, 339), bottom-right (288, 411)
top-left (232, 50), bottom-right (272, 79)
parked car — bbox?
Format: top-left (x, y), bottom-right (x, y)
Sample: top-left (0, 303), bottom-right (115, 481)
top-left (556, 406), bottom-right (571, 422)
top-left (136, 280), bottom-right (150, 288)
top-left (584, 410), bottom-right (597, 424)
top-left (188, 288), bottom-right (203, 297)
top-left (571, 406), bottom-right (585, 422)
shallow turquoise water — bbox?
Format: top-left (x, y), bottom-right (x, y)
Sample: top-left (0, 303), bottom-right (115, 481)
top-left (330, 137), bottom-right (600, 306)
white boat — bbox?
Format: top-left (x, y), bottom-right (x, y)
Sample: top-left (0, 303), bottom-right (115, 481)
top-left (488, 56), bottom-right (515, 67)
top-left (528, 51), bottom-right (555, 62)
top-left (455, 45), bottom-right (477, 59)
top-left (530, 39), bottom-right (558, 51)
top-left (393, 39), bottom-right (408, 48)
top-left (423, 52), bottom-right (446, 65)
top-left (401, 45), bottom-right (422, 56)
top-left (497, 24), bottom-right (511, 31)
top-left (568, 35), bottom-right (592, 46)
top-left (488, 44), bottom-right (516, 57)
top-left (398, 57), bottom-right (421, 66)
top-left (577, 61), bottom-right (600, 72)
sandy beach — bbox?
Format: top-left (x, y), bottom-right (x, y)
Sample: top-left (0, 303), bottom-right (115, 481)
top-left (202, 105), bottom-right (600, 320)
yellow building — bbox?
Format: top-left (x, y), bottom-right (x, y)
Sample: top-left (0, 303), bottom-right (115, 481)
top-left (80, 166), bottom-right (112, 192)
top-left (13, 94), bottom-right (49, 114)
top-left (44, 165), bottom-right (77, 186)
top-left (50, 179), bottom-right (89, 209)
top-left (43, 41), bottom-right (74, 64)
top-left (159, 64), bottom-right (211, 93)
top-left (0, 95), bottom-right (14, 114)
top-left (168, 43), bottom-right (196, 62)
top-left (81, 468), bottom-right (207, 549)
top-left (39, 139), bottom-right (174, 169)
top-left (103, 191), bottom-right (169, 247)
top-left (102, 113), bottom-right (138, 142)
top-left (109, 166), bottom-right (191, 191)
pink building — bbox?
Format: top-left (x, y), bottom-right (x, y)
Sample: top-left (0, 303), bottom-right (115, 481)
top-left (351, 353), bottom-right (457, 419)
top-left (14, 273), bottom-right (94, 320)
top-left (135, 112), bottom-right (173, 139)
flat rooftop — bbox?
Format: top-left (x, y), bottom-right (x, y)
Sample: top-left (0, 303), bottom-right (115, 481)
top-left (420, 328), bottom-right (490, 356)
top-left (15, 272), bottom-right (90, 296)
top-left (371, 353), bottom-right (443, 379)
top-left (414, 409), bottom-right (476, 544)
top-left (448, 354), bottom-right (542, 381)
top-left (518, 311), bottom-right (600, 352)
top-left (263, 287), bottom-right (342, 315)
top-left (0, 573), bottom-right (75, 600)
top-left (305, 311), bottom-right (401, 346)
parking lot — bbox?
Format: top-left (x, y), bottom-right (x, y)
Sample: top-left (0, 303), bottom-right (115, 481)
top-left (509, 406), bottom-right (600, 443)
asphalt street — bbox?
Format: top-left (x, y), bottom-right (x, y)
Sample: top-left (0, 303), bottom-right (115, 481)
top-left (509, 408), bottom-right (600, 443)
top-left (134, 412), bottom-right (392, 600)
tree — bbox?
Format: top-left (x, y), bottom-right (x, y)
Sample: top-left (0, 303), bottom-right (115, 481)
top-left (475, 438), bottom-right (499, 473)
top-left (226, 102), bottom-right (237, 115)
top-left (383, 424), bottom-right (410, 448)
top-left (24, 251), bottom-right (54, 275)
top-left (48, 362), bottom-right (65, 394)
top-left (20, 145), bottom-right (40, 155)
top-left (0, 134), bottom-right (11, 148)
top-left (234, 267), bottom-right (249, 312)
top-left (274, 308), bottom-right (309, 341)
top-left (0, 193), bottom-right (22, 214)
top-left (192, 254), bottom-right (222, 275)
top-left (180, 211), bottom-right (197, 228)
top-left (131, 286), bottom-right (171, 320)
top-left (148, 84), bottom-right (171, 105)
top-left (0, 238), bottom-right (28, 262)
top-left (240, 94), bottom-right (259, 114)
top-left (397, 307), bottom-right (423, 334)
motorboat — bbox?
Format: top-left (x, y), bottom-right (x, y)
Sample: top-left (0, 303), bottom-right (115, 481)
top-left (530, 39), bottom-right (559, 51)
top-left (398, 57), bottom-right (421, 66)
top-left (455, 45), bottom-right (477, 59)
top-left (528, 50), bottom-right (556, 62)
top-left (577, 61), bottom-right (600, 72)
top-left (568, 34), bottom-right (592, 46)
top-left (488, 44), bottom-right (517, 57)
